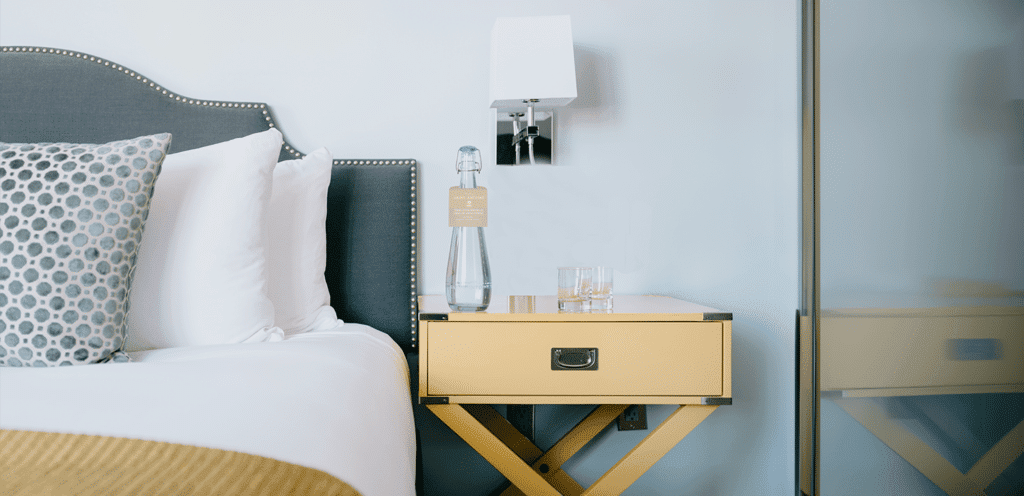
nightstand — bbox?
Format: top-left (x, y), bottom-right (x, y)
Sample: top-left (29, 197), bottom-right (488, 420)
top-left (418, 295), bottom-right (732, 496)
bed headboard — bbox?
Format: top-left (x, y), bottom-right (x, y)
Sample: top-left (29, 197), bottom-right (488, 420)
top-left (0, 46), bottom-right (418, 352)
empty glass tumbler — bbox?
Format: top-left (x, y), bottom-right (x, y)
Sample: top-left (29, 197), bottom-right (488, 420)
top-left (557, 267), bottom-right (592, 312)
top-left (591, 267), bottom-right (614, 311)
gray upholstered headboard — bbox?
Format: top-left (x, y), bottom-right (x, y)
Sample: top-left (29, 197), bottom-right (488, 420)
top-left (0, 46), bottom-right (418, 352)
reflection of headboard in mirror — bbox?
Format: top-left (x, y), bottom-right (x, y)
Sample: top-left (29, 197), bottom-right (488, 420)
top-left (0, 46), bottom-right (418, 351)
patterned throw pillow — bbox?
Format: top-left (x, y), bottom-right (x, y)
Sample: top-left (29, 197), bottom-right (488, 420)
top-left (0, 134), bottom-right (171, 366)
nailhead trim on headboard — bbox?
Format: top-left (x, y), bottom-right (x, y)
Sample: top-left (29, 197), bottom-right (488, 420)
top-left (2, 46), bottom-right (419, 347)
top-left (410, 166), bottom-right (418, 345)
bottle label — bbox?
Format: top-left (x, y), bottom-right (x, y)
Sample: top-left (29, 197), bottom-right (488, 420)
top-left (449, 187), bottom-right (487, 227)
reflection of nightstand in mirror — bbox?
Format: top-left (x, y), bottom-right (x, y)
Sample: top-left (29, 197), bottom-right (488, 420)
top-left (819, 306), bottom-right (1024, 495)
top-left (418, 295), bottom-right (733, 496)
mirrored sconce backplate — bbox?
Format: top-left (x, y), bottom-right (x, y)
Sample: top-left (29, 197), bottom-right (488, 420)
top-left (495, 110), bottom-right (554, 165)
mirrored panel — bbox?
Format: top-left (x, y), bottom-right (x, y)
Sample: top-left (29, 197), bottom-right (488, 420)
top-left (818, 1), bottom-right (1024, 494)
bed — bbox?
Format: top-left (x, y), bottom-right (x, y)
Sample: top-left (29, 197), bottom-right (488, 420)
top-left (0, 46), bottom-right (418, 496)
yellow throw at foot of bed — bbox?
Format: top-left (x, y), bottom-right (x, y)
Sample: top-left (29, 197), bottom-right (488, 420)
top-left (0, 429), bottom-right (363, 496)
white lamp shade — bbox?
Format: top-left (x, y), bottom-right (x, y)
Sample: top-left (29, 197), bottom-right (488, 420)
top-left (490, 15), bottom-right (578, 110)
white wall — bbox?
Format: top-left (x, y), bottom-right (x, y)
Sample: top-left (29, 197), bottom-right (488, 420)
top-left (0, 1), bottom-right (801, 494)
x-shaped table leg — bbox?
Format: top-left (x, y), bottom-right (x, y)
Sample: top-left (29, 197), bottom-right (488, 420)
top-left (835, 397), bottom-right (1024, 496)
top-left (427, 403), bottom-right (718, 496)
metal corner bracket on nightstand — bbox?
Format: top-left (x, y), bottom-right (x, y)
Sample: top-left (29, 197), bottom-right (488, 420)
top-left (418, 294), bottom-right (733, 496)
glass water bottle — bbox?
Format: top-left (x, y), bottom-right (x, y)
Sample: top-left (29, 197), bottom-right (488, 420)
top-left (445, 146), bottom-right (491, 311)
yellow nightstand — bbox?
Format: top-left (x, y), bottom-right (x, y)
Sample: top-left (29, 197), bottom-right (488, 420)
top-left (418, 295), bottom-right (733, 496)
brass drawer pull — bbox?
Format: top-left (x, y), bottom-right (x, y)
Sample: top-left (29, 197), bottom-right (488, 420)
top-left (551, 348), bottom-right (598, 370)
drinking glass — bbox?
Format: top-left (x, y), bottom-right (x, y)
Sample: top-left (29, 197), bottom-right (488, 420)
top-left (591, 267), bottom-right (613, 311)
top-left (557, 267), bottom-right (592, 312)
top-left (508, 295), bottom-right (536, 313)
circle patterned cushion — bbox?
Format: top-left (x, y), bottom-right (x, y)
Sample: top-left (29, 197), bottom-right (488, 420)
top-left (0, 134), bottom-right (170, 366)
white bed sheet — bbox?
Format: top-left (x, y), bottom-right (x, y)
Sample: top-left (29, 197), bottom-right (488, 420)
top-left (0, 322), bottom-right (415, 496)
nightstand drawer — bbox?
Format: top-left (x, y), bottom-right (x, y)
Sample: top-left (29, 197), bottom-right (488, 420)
top-left (426, 322), bottom-right (723, 397)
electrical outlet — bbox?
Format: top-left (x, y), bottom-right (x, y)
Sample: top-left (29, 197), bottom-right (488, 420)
top-left (617, 405), bottom-right (647, 431)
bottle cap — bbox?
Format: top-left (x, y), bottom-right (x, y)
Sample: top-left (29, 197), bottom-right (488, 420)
top-left (456, 145), bottom-right (482, 173)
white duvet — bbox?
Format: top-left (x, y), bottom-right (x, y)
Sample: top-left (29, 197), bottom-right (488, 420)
top-left (0, 322), bottom-right (416, 496)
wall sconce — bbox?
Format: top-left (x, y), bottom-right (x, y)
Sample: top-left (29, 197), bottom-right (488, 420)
top-left (490, 15), bottom-right (578, 165)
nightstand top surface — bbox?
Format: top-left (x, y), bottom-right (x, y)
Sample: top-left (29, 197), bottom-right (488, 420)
top-left (418, 295), bottom-right (730, 322)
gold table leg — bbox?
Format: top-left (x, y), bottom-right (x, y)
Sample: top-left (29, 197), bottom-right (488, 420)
top-left (581, 405), bottom-right (717, 496)
top-left (428, 404), bottom-right (717, 496)
top-left (463, 404), bottom-right (543, 463)
top-left (427, 404), bottom-right (561, 496)
top-left (499, 405), bottom-right (630, 496)
top-left (836, 398), bottom-right (1024, 496)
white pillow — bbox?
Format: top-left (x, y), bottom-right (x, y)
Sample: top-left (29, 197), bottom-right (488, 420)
top-left (126, 128), bottom-right (284, 350)
top-left (268, 148), bottom-right (340, 334)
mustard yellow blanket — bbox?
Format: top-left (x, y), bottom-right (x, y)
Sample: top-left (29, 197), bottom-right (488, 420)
top-left (0, 429), bottom-right (362, 496)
